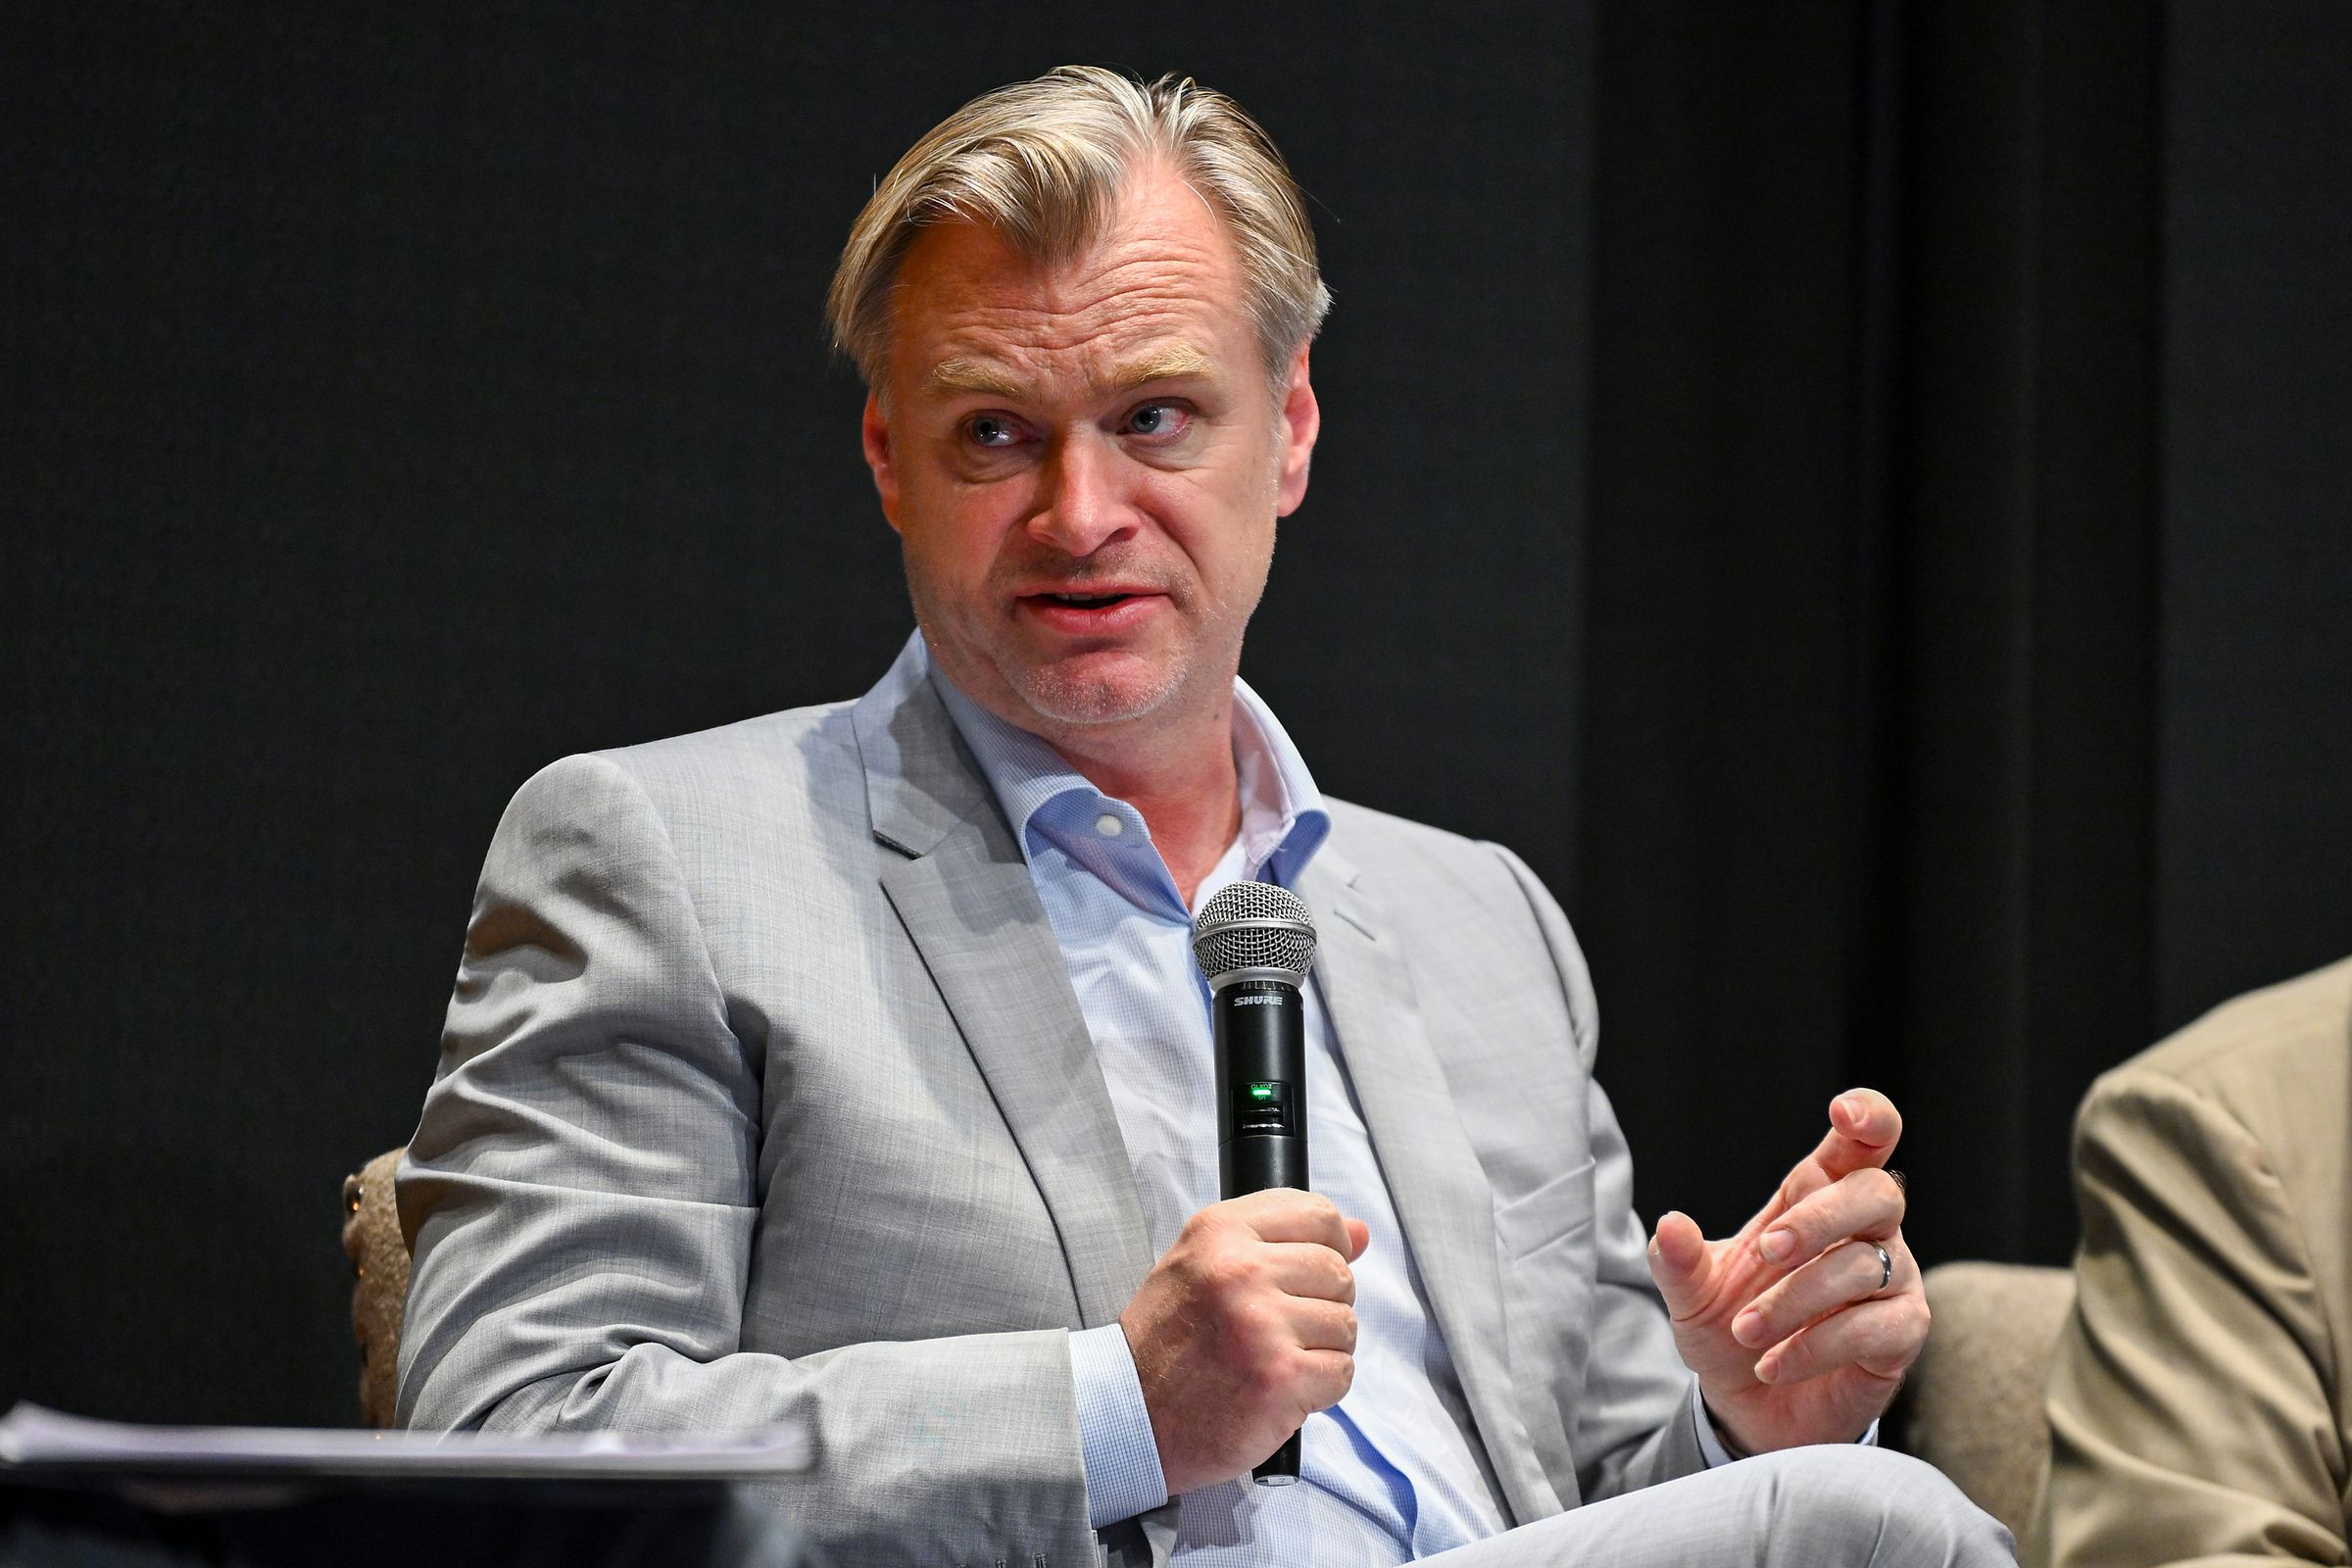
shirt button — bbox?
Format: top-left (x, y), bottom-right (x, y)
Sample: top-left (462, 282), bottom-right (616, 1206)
top-left (1095, 812), bottom-right (1125, 838)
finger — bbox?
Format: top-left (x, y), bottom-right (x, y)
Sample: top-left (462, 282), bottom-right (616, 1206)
top-left (1343, 1216), bottom-right (1371, 1261)
top-left (1753, 1289), bottom-right (1929, 1387)
top-left (1732, 1235), bottom-right (1913, 1350)
top-left (1230, 1189), bottom-right (1356, 1253)
top-left (1744, 1091), bottom-right (1906, 1236)
top-left (1804, 1089), bottom-right (1903, 1185)
top-left (1646, 1210), bottom-right (1719, 1322)
top-left (1754, 1165), bottom-right (1907, 1271)
top-left (1292, 1346), bottom-right (1356, 1413)
top-left (1262, 1241), bottom-right (1357, 1304)
top-left (1281, 1297), bottom-right (1358, 1354)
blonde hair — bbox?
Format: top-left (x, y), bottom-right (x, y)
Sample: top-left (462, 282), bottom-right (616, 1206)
top-left (826, 66), bottom-right (1331, 394)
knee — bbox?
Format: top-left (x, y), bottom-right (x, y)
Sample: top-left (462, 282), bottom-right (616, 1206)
top-left (1745, 1447), bottom-right (2015, 1567)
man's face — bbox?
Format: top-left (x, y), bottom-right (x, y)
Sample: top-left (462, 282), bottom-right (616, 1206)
top-left (861, 165), bottom-right (1318, 750)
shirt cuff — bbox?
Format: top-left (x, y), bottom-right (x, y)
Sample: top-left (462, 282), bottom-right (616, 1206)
top-left (1691, 1382), bottom-right (1883, 1467)
top-left (1070, 1322), bottom-right (1169, 1527)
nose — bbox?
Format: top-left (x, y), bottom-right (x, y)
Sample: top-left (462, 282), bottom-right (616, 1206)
top-left (1027, 431), bottom-right (1138, 558)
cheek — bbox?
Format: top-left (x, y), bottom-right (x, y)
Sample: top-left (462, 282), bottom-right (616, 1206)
top-left (1147, 468), bottom-right (1277, 581)
top-left (899, 484), bottom-right (1027, 587)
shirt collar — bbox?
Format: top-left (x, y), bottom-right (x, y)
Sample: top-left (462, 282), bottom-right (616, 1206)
top-left (913, 631), bottom-right (1332, 904)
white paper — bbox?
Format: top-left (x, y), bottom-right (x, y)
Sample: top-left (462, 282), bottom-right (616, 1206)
top-left (0, 1403), bottom-right (809, 1479)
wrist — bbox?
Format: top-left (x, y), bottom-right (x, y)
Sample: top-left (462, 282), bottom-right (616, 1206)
top-left (1701, 1395), bottom-right (1757, 1459)
top-left (1070, 1322), bottom-right (1169, 1525)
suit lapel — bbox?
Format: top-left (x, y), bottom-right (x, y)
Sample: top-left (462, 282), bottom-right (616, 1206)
top-left (856, 648), bottom-right (1154, 1328)
top-left (1299, 854), bottom-right (1563, 1526)
top-left (852, 642), bottom-right (1559, 1517)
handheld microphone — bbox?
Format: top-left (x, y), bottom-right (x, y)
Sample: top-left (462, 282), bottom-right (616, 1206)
top-left (1190, 881), bottom-right (1319, 1487)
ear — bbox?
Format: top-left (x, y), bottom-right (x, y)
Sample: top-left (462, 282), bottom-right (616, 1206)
top-left (1273, 345), bottom-right (1320, 517)
top-left (862, 391), bottom-right (903, 534)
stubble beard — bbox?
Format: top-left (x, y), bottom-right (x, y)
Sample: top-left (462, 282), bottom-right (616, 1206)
top-left (906, 566), bottom-right (1244, 742)
top-left (1008, 646), bottom-right (1190, 729)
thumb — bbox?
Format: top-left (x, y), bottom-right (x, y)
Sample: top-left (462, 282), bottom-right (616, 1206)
top-left (1647, 1210), bottom-right (1715, 1319)
top-left (1343, 1217), bottom-right (1371, 1260)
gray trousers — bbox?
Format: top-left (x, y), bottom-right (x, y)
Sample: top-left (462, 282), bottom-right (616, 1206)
top-left (1422, 1449), bottom-right (2015, 1567)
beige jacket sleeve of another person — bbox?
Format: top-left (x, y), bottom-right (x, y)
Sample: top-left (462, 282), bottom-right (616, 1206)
top-left (2033, 956), bottom-right (2352, 1568)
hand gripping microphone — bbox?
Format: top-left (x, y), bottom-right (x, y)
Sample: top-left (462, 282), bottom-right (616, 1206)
top-left (1190, 881), bottom-right (1320, 1487)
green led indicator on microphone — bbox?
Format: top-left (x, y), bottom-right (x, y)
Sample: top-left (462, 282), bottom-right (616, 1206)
top-left (1249, 1081), bottom-right (1277, 1101)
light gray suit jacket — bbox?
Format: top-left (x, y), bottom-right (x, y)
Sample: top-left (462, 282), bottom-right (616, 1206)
top-left (396, 640), bottom-right (1706, 1567)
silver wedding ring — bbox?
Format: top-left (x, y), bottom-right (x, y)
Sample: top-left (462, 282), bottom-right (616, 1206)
top-left (1873, 1243), bottom-right (1893, 1294)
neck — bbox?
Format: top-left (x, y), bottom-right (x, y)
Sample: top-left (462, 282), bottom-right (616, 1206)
top-left (1046, 699), bottom-right (1242, 909)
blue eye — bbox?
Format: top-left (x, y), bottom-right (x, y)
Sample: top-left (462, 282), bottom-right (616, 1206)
top-left (965, 415), bottom-right (1019, 448)
top-left (1126, 403), bottom-right (1187, 437)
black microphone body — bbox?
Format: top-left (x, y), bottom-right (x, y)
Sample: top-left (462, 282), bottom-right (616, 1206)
top-left (1212, 975), bottom-right (1308, 1484)
top-left (1193, 883), bottom-right (1321, 1488)
top-left (1213, 979), bottom-right (1309, 1198)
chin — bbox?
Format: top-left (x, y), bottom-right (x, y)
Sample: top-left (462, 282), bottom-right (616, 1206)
top-left (1010, 658), bottom-right (1187, 729)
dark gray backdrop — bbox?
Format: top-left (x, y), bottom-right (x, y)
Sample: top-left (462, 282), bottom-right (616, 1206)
top-left (5, 1), bottom-right (2346, 1428)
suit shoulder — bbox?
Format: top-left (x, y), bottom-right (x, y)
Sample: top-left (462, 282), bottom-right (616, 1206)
top-left (1320, 796), bottom-right (1557, 935)
top-left (594, 699), bottom-right (858, 788)
top-left (1325, 795), bottom-right (1494, 867)
top-left (489, 698), bottom-right (863, 851)
top-left (2103, 956), bottom-right (2352, 1103)
top-left (503, 699), bottom-right (853, 804)
top-left (2082, 957), bottom-right (2352, 1203)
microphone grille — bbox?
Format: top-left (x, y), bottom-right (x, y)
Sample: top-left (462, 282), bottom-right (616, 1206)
top-left (1192, 881), bottom-right (1318, 983)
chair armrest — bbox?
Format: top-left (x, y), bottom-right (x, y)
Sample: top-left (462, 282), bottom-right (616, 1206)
top-left (1894, 1260), bottom-right (2074, 1538)
top-left (341, 1146), bottom-right (413, 1429)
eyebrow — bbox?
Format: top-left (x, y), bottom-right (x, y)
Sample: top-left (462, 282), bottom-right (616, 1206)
top-left (1106, 344), bottom-right (1215, 390)
top-left (923, 358), bottom-right (1029, 400)
top-left (920, 344), bottom-right (1218, 403)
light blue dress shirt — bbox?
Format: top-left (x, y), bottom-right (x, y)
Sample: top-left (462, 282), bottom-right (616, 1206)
top-left (924, 637), bottom-right (1510, 1564)
top-left (920, 634), bottom-right (1776, 1561)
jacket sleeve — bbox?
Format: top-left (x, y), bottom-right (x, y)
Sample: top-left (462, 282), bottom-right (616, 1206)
top-left (1489, 844), bottom-right (1710, 1503)
top-left (2030, 1067), bottom-right (2348, 1568)
top-left (395, 753), bottom-right (1106, 1568)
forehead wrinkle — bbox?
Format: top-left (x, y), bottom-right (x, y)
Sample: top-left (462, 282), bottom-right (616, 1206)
top-left (891, 173), bottom-right (1251, 408)
top-left (925, 284), bottom-right (1227, 407)
top-left (920, 335), bottom-right (1222, 410)
top-left (1044, 244), bottom-right (1223, 321)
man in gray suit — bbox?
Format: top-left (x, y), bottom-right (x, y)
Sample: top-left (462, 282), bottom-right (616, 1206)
top-left (397, 67), bottom-right (2010, 1567)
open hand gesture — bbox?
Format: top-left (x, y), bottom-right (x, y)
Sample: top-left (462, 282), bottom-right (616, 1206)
top-left (1646, 1089), bottom-right (1925, 1455)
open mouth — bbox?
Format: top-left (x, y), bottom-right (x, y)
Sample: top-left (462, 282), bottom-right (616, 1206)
top-left (1040, 592), bottom-right (1133, 610)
